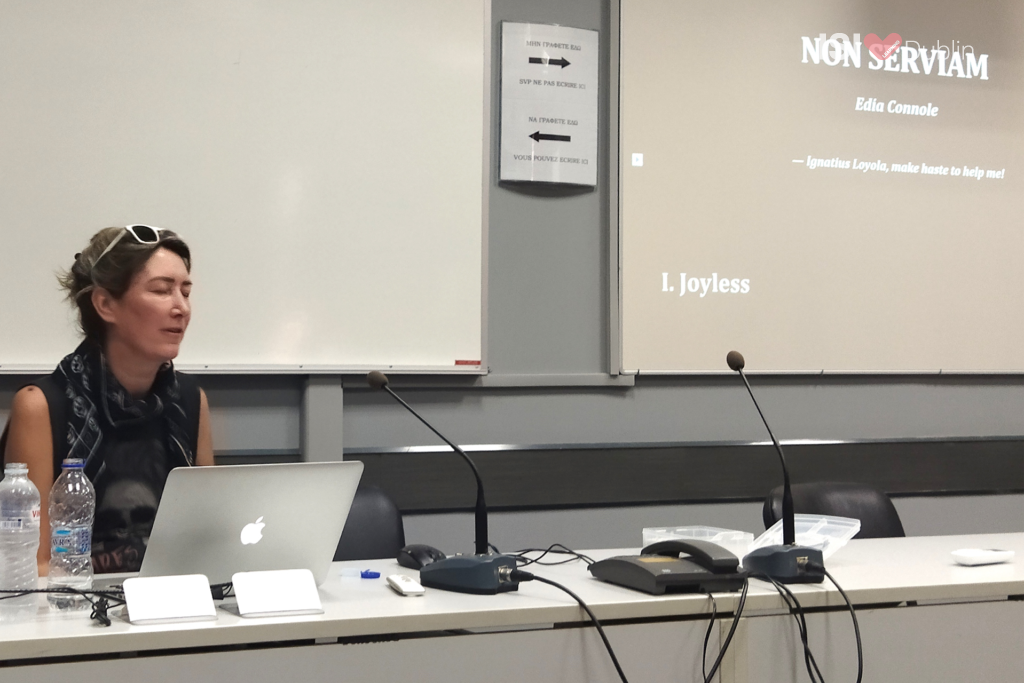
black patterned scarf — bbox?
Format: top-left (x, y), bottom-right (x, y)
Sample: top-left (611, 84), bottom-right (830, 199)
top-left (53, 341), bottom-right (194, 484)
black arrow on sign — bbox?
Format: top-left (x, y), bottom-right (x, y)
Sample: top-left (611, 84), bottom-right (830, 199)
top-left (529, 131), bottom-right (571, 143)
top-left (528, 56), bottom-right (571, 68)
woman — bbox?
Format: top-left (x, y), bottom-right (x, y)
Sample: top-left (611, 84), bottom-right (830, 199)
top-left (2, 225), bottom-right (214, 574)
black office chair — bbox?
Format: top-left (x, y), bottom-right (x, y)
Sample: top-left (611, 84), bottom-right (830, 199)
top-left (763, 481), bottom-right (906, 539)
top-left (334, 484), bottom-right (406, 561)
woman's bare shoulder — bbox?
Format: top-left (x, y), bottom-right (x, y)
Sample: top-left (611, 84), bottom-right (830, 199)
top-left (5, 385), bottom-right (53, 467)
top-left (11, 384), bottom-right (51, 417)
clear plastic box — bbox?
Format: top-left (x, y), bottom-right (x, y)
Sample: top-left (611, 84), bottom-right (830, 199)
top-left (748, 514), bottom-right (861, 560)
top-left (642, 525), bottom-right (755, 559)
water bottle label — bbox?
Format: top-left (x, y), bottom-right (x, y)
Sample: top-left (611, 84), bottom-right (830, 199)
top-left (0, 507), bottom-right (39, 529)
top-left (51, 526), bottom-right (91, 555)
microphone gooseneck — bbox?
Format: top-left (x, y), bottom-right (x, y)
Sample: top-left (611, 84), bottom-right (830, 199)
top-left (367, 372), bottom-right (489, 556)
top-left (726, 351), bottom-right (795, 546)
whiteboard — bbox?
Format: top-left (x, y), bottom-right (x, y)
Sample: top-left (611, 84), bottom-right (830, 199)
top-left (0, 0), bottom-right (486, 373)
top-left (619, 0), bottom-right (1024, 373)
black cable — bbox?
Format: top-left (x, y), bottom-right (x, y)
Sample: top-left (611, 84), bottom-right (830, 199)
top-left (701, 593), bottom-right (719, 682)
top-left (774, 578), bottom-right (824, 683)
top-left (4, 578), bottom-right (238, 627)
top-left (819, 566), bottom-right (864, 683)
top-left (89, 595), bottom-right (112, 626)
top-left (210, 582), bottom-right (234, 600)
top-left (497, 543), bottom-right (596, 567)
top-left (1, 586), bottom-right (127, 626)
top-left (757, 567), bottom-right (863, 683)
top-left (494, 543), bottom-right (594, 566)
top-left (0, 590), bottom-right (35, 602)
top-left (510, 569), bottom-right (629, 683)
top-left (701, 577), bottom-right (749, 683)
top-left (51, 588), bottom-right (113, 626)
top-left (755, 575), bottom-right (825, 683)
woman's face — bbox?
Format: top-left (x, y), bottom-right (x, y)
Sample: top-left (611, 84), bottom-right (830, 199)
top-left (97, 247), bottom-right (192, 363)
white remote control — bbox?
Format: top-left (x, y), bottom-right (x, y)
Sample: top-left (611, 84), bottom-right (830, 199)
top-left (951, 548), bottom-right (1015, 566)
top-left (387, 574), bottom-right (426, 596)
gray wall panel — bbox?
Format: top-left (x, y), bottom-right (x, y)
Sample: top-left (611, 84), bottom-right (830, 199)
top-left (486, 0), bottom-right (611, 376)
top-left (340, 378), bottom-right (1024, 450)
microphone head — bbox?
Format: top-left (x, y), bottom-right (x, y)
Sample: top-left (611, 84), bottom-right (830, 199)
top-left (726, 350), bottom-right (745, 372)
top-left (367, 371), bottom-right (390, 390)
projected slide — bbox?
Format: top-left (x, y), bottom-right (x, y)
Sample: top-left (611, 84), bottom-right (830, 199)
top-left (620, 0), bottom-right (1023, 372)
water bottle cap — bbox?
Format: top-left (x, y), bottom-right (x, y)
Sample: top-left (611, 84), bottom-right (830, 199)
top-left (61, 458), bottom-right (86, 469)
top-left (3, 462), bottom-right (28, 473)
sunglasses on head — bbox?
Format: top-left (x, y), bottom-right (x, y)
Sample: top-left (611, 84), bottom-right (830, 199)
top-left (92, 224), bottom-right (163, 268)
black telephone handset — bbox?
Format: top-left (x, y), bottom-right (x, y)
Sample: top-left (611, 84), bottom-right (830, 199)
top-left (590, 538), bottom-right (746, 593)
top-left (641, 539), bottom-right (740, 574)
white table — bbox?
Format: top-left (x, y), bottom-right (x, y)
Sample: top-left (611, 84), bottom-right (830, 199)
top-left (737, 532), bottom-right (1024, 682)
top-left (1, 533), bottom-right (1021, 682)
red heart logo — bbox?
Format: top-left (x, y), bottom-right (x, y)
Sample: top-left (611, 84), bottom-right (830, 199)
top-left (864, 33), bottom-right (902, 61)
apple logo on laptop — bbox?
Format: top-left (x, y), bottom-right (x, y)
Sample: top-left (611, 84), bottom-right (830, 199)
top-left (240, 516), bottom-right (266, 545)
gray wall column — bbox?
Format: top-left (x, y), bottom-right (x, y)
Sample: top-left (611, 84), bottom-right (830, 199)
top-left (302, 376), bottom-right (344, 462)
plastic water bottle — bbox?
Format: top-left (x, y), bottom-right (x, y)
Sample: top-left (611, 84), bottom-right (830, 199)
top-left (0, 463), bottom-right (41, 621)
top-left (47, 459), bottom-right (95, 610)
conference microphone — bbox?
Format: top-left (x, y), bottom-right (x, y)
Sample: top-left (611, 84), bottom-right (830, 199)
top-left (726, 352), bottom-right (823, 584)
top-left (367, 371), bottom-right (518, 595)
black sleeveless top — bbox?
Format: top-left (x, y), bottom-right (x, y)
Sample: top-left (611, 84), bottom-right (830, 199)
top-left (0, 370), bottom-right (201, 573)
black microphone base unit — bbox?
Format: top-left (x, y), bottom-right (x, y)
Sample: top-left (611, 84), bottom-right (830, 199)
top-left (589, 556), bottom-right (748, 595)
top-left (419, 554), bottom-right (520, 595)
top-left (743, 545), bottom-right (825, 584)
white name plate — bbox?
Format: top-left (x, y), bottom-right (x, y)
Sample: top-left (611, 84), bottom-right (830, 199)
top-left (123, 574), bottom-right (217, 625)
top-left (232, 568), bottom-right (323, 618)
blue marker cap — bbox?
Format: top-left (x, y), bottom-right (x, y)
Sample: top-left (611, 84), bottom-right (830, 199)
top-left (360, 570), bottom-right (380, 579)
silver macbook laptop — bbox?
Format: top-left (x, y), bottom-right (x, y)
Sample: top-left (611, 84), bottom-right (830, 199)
top-left (139, 461), bottom-right (363, 585)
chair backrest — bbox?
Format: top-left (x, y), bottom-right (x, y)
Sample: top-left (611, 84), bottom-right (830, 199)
top-left (334, 484), bottom-right (406, 561)
top-left (762, 481), bottom-right (906, 539)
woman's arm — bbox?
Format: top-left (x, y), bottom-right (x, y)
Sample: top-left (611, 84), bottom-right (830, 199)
top-left (195, 388), bottom-right (215, 466)
top-left (3, 386), bottom-right (54, 575)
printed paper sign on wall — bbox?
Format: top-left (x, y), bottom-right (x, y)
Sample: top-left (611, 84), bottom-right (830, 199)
top-left (500, 22), bottom-right (599, 185)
